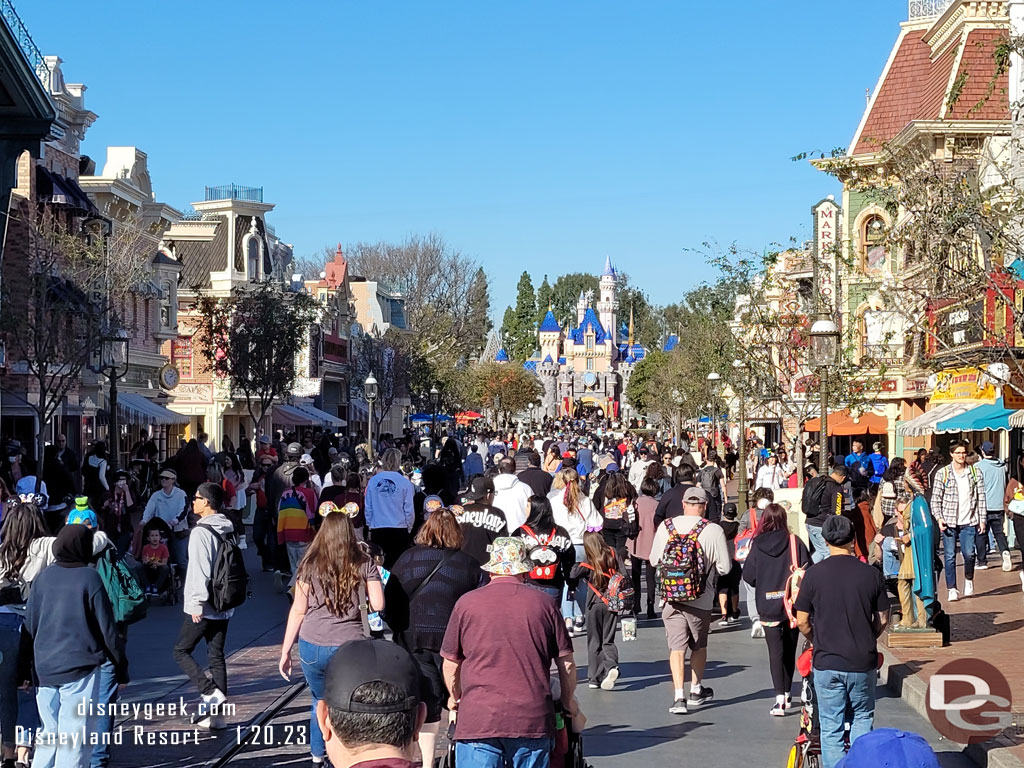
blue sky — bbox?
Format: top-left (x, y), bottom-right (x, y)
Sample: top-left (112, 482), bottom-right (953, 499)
top-left (20, 0), bottom-right (902, 317)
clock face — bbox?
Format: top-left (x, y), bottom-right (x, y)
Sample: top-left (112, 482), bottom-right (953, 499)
top-left (159, 365), bottom-right (180, 390)
top-left (583, 372), bottom-right (597, 388)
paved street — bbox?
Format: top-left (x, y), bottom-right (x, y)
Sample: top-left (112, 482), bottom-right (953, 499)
top-left (106, 544), bottom-right (979, 768)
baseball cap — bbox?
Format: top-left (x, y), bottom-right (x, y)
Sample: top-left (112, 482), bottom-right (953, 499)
top-left (322, 639), bottom-right (420, 713)
top-left (299, 454), bottom-right (315, 467)
top-left (835, 728), bottom-right (939, 768)
top-left (286, 442), bottom-right (302, 458)
top-left (872, 442), bottom-right (883, 452)
top-left (258, 435), bottom-right (271, 445)
top-left (980, 440), bottom-right (995, 455)
top-left (822, 514), bottom-right (855, 546)
top-left (463, 475), bottom-right (495, 502)
top-left (683, 487), bottom-right (708, 504)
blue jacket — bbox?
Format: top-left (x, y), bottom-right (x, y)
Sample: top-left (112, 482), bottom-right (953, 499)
top-left (867, 453), bottom-right (889, 484)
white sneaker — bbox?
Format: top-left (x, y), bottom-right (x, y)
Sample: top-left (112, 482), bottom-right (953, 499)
top-left (751, 620), bottom-right (765, 639)
top-left (1003, 551), bottom-right (1012, 572)
top-left (948, 588), bottom-right (960, 602)
top-left (601, 667), bottom-right (619, 690)
top-left (964, 580), bottom-right (974, 597)
top-left (238, 535), bottom-right (247, 550)
top-left (975, 562), bottom-right (989, 570)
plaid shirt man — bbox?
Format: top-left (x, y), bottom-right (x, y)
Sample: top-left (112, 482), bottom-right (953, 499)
top-left (930, 463), bottom-right (986, 528)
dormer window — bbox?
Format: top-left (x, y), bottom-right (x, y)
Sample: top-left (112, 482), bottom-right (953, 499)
top-left (246, 237), bottom-right (261, 280)
top-left (586, 332), bottom-right (595, 352)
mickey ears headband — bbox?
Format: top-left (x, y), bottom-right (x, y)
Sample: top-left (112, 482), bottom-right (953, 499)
top-left (5, 493), bottom-right (44, 506)
top-left (585, 525), bottom-right (603, 533)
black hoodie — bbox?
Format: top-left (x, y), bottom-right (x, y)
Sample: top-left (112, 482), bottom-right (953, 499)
top-left (741, 529), bottom-right (811, 623)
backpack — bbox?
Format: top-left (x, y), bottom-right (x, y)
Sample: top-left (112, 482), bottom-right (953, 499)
top-left (521, 525), bottom-right (560, 581)
top-left (279, 486), bottom-right (309, 518)
top-left (656, 517), bottom-right (709, 602)
top-left (735, 513), bottom-right (758, 563)
top-left (203, 525), bottom-right (250, 612)
top-left (580, 563), bottom-right (635, 614)
top-left (95, 546), bottom-right (148, 625)
top-left (782, 534), bottom-right (806, 630)
top-left (698, 466), bottom-right (721, 498)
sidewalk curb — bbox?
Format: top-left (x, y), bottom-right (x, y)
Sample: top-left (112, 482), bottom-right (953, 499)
top-left (881, 656), bottom-right (1024, 768)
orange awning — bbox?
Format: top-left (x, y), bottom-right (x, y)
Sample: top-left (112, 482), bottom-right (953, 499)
top-left (804, 409), bottom-right (888, 436)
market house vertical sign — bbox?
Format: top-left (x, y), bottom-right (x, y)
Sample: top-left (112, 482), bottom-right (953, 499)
top-left (813, 196), bottom-right (841, 315)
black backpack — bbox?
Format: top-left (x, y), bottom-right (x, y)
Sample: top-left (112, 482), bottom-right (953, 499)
top-left (203, 525), bottom-right (249, 612)
top-left (698, 466), bottom-right (721, 498)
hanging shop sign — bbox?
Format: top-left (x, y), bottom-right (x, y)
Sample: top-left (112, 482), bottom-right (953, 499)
top-left (1003, 371), bottom-right (1024, 410)
top-left (812, 197), bottom-right (841, 314)
top-left (929, 366), bottom-right (997, 404)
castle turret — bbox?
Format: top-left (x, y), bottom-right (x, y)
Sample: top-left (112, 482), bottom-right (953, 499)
top-left (598, 256), bottom-right (617, 347)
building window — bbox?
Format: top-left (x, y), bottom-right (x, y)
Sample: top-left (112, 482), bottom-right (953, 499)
top-left (246, 237), bottom-right (261, 280)
top-left (160, 279), bottom-right (177, 331)
top-left (586, 357), bottom-right (594, 371)
top-left (862, 214), bottom-right (887, 275)
top-left (586, 333), bottom-right (595, 352)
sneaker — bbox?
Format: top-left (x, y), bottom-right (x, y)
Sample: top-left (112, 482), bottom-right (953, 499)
top-left (588, 682), bottom-right (600, 689)
top-left (948, 588), bottom-right (960, 602)
top-left (964, 579), bottom-right (974, 597)
top-left (601, 667), bottom-right (619, 690)
top-left (238, 535), bottom-right (248, 550)
top-left (565, 617), bottom-right (573, 632)
top-left (770, 702), bottom-right (786, 717)
top-left (687, 686), bottom-right (714, 707)
top-left (751, 620), bottom-right (765, 638)
top-left (646, 606), bottom-right (656, 620)
top-left (573, 618), bottom-right (585, 635)
top-left (1002, 551), bottom-right (1012, 572)
top-left (669, 698), bottom-right (688, 714)
top-left (717, 617), bottom-right (733, 628)
top-left (976, 562), bottom-right (989, 570)
top-left (785, 693), bottom-right (792, 710)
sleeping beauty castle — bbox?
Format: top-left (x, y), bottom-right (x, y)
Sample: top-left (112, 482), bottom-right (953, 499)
top-left (495, 257), bottom-right (648, 420)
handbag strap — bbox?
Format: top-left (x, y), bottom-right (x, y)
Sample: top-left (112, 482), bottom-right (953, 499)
top-left (788, 533), bottom-right (799, 573)
top-left (408, 551), bottom-right (453, 601)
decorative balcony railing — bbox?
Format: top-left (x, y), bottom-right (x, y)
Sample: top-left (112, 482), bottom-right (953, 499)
top-left (1, 0), bottom-right (49, 91)
top-left (861, 344), bottom-right (905, 366)
top-left (204, 184), bottom-right (263, 203)
top-left (908, 0), bottom-right (954, 20)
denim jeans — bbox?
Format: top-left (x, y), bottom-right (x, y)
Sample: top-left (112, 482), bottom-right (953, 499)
top-left (941, 524), bottom-right (977, 589)
top-left (977, 512), bottom-right (1010, 565)
top-left (298, 638), bottom-right (341, 759)
top-left (0, 613), bottom-right (39, 750)
top-left (813, 669), bottom-right (876, 768)
top-left (455, 737), bottom-right (554, 768)
top-left (89, 661), bottom-right (118, 768)
top-left (562, 545), bottom-right (586, 621)
top-left (34, 666), bottom-right (102, 768)
top-left (806, 525), bottom-right (829, 564)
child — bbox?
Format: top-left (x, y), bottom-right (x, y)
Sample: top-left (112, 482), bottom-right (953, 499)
top-left (717, 502), bottom-right (742, 626)
top-left (141, 528), bottom-right (170, 594)
top-left (571, 530), bottom-right (622, 691)
top-left (276, 467), bottom-right (316, 589)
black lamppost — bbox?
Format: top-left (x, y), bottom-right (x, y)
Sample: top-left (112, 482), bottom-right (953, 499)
top-left (90, 324), bottom-right (130, 472)
top-left (810, 319), bottom-right (840, 475)
top-left (364, 372), bottom-right (378, 462)
top-left (707, 371), bottom-right (722, 453)
top-left (733, 359), bottom-right (749, 513)
top-left (430, 385), bottom-right (440, 453)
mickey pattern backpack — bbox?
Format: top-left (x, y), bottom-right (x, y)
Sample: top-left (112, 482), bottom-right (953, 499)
top-left (581, 563), bottom-right (635, 614)
top-left (657, 518), bottom-right (709, 602)
top-left (521, 525), bottom-right (559, 581)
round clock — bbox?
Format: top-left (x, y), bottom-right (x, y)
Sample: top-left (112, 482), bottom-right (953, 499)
top-left (159, 364), bottom-right (180, 390)
top-left (583, 371), bottom-right (597, 388)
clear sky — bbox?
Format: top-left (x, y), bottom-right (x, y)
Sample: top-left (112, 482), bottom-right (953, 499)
top-left (19, 0), bottom-right (904, 318)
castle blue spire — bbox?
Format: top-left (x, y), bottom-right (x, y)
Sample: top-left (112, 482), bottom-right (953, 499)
top-left (602, 255), bottom-right (614, 277)
top-left (538, 309), bottom-right (561, 333)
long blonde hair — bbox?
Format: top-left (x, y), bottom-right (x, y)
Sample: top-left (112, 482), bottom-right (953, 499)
top-left (297, 513), bottom-right (366, 616)
top-left (554, 467), bottom-right (582, 516)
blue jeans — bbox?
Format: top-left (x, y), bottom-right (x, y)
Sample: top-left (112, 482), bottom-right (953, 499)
top-left (813, 669), bottom-right (876, 768)
top-left (941, 524), bottom-right (977, 589)
top-left (34, 666), bottom-right (102, 768)
top-left (561, 545), bottom-right (586, 621)
top-left (89, 661), bottom-right (117, 768)
top-left (0, 613), bottom-right (39, 750)
top-left (455, 737), bottom-right (554, 768)
top-left (298, 638), bottom-right (341, 759)
top-left (806, 525), bottom-right (829, 564)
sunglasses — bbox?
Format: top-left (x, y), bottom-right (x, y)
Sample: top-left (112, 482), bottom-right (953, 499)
top-left (160, 476), bottom-right (176, 481)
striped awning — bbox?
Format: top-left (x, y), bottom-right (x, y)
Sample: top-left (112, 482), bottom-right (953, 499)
top-left (116, 393), bottom-right (189, 426)
top-left (896, 402), bottom-right (975, 437)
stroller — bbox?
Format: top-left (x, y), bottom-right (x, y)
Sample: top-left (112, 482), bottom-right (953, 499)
top-left (787, 645), bottom-right (821, 768)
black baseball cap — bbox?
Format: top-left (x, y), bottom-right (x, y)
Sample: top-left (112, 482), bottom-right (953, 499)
top-left (463, 475), bottom-right (495, 502)
top-left (322, 639), bottom-right (420, 713)
top-left (822, 514), bottom-right (855, 547)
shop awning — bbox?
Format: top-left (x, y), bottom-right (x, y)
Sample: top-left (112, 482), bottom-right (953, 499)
top-left (272, 404), bottom-right (317, 427)
top-left (294, 403), bottom-right (344, 428)
top-left (117, 393), bottom-right (189, 426)
top-left (804, 409), bottom-right (888, 435)
top-left (896, 402), bottom-right (976, 437)
top-left (1007, 410), bottom-right (1024, 428)
top-left (935, 398), bottom-right (1016, 434)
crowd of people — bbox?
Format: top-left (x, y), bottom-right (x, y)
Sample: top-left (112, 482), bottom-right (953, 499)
top-left (0, 419), bottom-right (986, 768)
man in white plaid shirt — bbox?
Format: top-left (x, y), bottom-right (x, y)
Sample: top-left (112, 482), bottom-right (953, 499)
top-left (930, 441), bottom-right (988, 602)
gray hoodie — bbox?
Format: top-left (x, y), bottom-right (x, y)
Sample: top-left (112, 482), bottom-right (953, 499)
top-left (183, 513), bottom-right (236, 619)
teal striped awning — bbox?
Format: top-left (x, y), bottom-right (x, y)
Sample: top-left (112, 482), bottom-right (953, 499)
top-left (934, 398), bottom-right (1016, 434)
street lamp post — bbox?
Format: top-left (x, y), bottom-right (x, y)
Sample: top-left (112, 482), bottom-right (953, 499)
top-left (89, 324), bottom-right (130, 473)
top-left (733, 359), bottom-right (748, 513)
top-left (430, 385), bottom-right (440, 455)
top-left (707, 371), bottom-right (722, 453)
top-left (671, 389), bottom-right (682, 444)
top-left (364, 372), bottom-right (378, 463)
top-left (493, 395), bottom-right (501, 430)
top-left (528, 402), bottom-right (536, 426)
top-left (809, 319), bottom-right (840, 475)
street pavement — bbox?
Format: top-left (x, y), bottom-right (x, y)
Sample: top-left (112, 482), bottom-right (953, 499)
top-left (107, 539), bottom-right (978, 767)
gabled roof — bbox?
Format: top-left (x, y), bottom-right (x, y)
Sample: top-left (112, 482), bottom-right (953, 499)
top-left (538, 309), bottom-right (561, 333)
top-left (543, 354), bottom-right (554, 364)
top-left (851, 18), bottom-right (1009, 156)
top-left (568, 308), bottom-right (608, 345)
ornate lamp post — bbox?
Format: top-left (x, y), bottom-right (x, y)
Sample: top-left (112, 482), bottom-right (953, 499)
top-left (707, 371), bottom-right (722, 453)
top-left (733, 359), bottom-right (748, 513)
top-left (90, 323), bottom-right (130, 472)
top-left (493, 395), bottom-right (501, 429)
top-left (528, 402), bottom-right (536, 426)
top-left (429, 385), bottom-right (440, 454)
top-left (809, 319), bottom-right (840, 475)
top-left (364, 372), bottom-right (378, 462)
